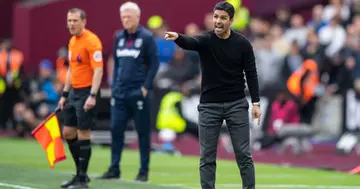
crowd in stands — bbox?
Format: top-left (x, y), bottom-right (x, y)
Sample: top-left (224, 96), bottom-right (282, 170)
top-left (1, 0), bottom-right (360, 155)
top-left (150, 0), bottom-right (360, 154)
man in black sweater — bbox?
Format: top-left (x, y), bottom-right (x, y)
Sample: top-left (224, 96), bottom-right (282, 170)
top-left (164, 2), bottom-right (260, 189)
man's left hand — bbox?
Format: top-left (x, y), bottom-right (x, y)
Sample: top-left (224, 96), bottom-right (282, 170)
top-left (251, 104), bottom-right (261, 126)
top-left (141, 87), bottom-right (148, 97)
top-left (84, 96), bottom-right (96, 112)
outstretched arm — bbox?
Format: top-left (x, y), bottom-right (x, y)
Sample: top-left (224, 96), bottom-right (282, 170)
top-left (165, 31), bottom-right (209, 51)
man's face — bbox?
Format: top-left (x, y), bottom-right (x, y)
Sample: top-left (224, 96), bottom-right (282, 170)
top-left (39, 67), bottom-right (51, 79)
top-left (270, 25), bottom-right (282, 38)
top-left (213, 10), bottom-right (233, 35)
top-left (204, 13), bottom-right (214, 30)
top-left (185, 23), bottom-right (200, 36)
top-left (0, 40), bottom-right (12, 52)
top-left (121, 9), bottom-right (139, 30)
top-left (276, 8), bottom-right (290, 21)
top-left (67, 12), bottom-right (86, 36)
top-left (312, 5), bottom-right (323, 21)
top-left (291, 15), bottom-right (303, 28)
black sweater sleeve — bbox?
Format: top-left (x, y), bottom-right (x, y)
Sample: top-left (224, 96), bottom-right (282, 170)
top-left (174, 32), bottom-right (209, 51)
top-left (243, 39), bottom-right (260, 103)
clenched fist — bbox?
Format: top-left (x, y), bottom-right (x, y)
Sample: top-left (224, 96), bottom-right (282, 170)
top-left (164, 31), bottom-right (179, 40)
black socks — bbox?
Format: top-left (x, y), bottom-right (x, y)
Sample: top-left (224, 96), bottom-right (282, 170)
top-left (78, 140), bottom-right (92, 176)
top-left (67, 137), bottom-right (80, 175)
top-left (67, 138), bottom-right (92, 177)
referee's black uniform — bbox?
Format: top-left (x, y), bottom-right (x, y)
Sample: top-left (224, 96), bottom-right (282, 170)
top-left (174, 20), bottom-right (259, 189)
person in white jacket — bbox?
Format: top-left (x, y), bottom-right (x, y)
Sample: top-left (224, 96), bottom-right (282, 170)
top-left (318, 16), bottom-right (346, 57)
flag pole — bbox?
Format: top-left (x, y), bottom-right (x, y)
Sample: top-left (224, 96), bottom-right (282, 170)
top-left (31, 107), bottom-right (61, 135)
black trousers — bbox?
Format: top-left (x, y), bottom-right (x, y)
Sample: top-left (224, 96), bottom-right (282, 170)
top-left (197, 98), bottom-right (255, 189)
top-left (110, 91), bottom-right (151, 174)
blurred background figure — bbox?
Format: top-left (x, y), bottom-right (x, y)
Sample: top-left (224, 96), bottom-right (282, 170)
top-left (12, 59), bottom-right (61, 137)
top-left (0, 38), bottom-right (24, 134)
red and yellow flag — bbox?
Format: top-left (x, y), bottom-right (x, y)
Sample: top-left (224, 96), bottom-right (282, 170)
top-left (31, 113), bottom-right (66, 168)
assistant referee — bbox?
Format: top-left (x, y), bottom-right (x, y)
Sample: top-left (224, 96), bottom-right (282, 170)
top-left (165, 2), bottom-right (260, 189)
top-left (58, 8), bottom-right (103, 189)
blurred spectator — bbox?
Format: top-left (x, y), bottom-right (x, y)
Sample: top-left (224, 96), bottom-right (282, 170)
top-left (203, 12), bottom-right (214, 31)
top-left (269, 23), bottom-right (291, 56)
top-left (183, 22), bottom-right (201, 72)
top-left (344, 79), bottom-right (360, 132)
top-left (351, 0), bottom-right (360, 16)
top-left (253, 89), bottom-right (315, 155)
top-left (12, 59), bottom-right (62, 137)
top-left (184, 23), bottom-right (200, 36)
top-left (153, 22), bottom-right (176, 73)
top-left (254, 35), bottom-right (284, 93)
top-left (287, 59), bottom-right (320, 124)
top-left (307, 5), bottom-right (327, 33)
top-left (352, 14), bottom-right (360, 31)
top-left (282, 41), bottom-right (304, 82)
top-left (329, 55), bottom-right (356, 95)
top-left (155, 76), bottom-right (201, 154)
top-left (327, 22), bottom-right (360, 95)
top-left (30, 59), bottom-right (60, 111)
top-left (319, 16), bottom-right (346, 57)
top-left (267, 90), bottom-right (300, 136)
top-left (55, 46), bottom-right (69, 85)
top-left (301, 29), bottom-right (327, 72)
top-left (249, 17), bottom-right (268, 40)
top-left (322, 0), bottom-right (350, 24)
top-left (275, 6), bottom-right (291, 29)
top-left (0, 38), bottom-right (24, 131)
top-left (160, 46), bottom-right (200, 86)
top-left (284, 14), bottom-right (309, 48)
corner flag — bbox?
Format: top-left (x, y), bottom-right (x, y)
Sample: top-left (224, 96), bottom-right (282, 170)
top-left (31, 111), bottom-right (66, 168)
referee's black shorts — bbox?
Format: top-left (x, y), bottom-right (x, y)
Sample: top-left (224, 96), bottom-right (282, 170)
top-left (63, 87), bottom-right (97, 130)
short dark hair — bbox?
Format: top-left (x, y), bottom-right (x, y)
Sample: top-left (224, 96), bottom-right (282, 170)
top-left (68, 8), bottom-right (86, 20)
top-left (213, 1), bottom-right (235, 19)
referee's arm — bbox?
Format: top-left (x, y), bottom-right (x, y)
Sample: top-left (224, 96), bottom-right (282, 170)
top-left (63, 68), bottom-right (72, 92)
top-left (243, 39), bottom-right (260, 103)
top-left (58, 67), bottom-right (72, 110)
top-left (89, 43), bottom-right (104, 95)
top-left (90, 67), bottom-right (103, 95)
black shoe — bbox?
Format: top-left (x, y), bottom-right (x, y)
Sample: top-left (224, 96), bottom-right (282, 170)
top-left (96, 170), bottom-right (120, 180)
top-left (67, 181), bottom-right (88, 189)
top-left (60, 175), bottom-right (77, 188)
top-left (135, 172), bottom-right (148, 182)
top-left (67, 175), bottom-right (89, 189)
top-left (60, 174), bottom-right (90, 188)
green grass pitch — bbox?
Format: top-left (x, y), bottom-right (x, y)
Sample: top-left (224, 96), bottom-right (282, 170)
top-left (0, 138), bottom-right (360, 189)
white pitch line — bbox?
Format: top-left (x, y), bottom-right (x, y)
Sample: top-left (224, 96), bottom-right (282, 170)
top-left (160, 184), bottom-right (360, 189)
top-left (0, 182), bottom-right (39, 189)
top-left (150, 172), bottom-right (348, 179)
top-left (257, 184), bottom-right (360, 189)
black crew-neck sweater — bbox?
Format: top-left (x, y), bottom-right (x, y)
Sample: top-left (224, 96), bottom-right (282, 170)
top-left (174, 30), bottom-right (260, 103)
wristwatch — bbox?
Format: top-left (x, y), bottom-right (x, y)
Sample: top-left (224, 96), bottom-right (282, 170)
top-left (90, 93), bottom-right (97, 98)
top-left (252, 102), bottom-right (260, 107)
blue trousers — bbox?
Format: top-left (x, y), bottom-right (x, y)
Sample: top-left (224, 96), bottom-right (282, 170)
top-left (109, 93), bottom-right (151, 174)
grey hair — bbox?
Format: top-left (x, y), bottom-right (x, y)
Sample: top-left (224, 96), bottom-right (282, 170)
top-left (120, 1), bottom-right (141, 15)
